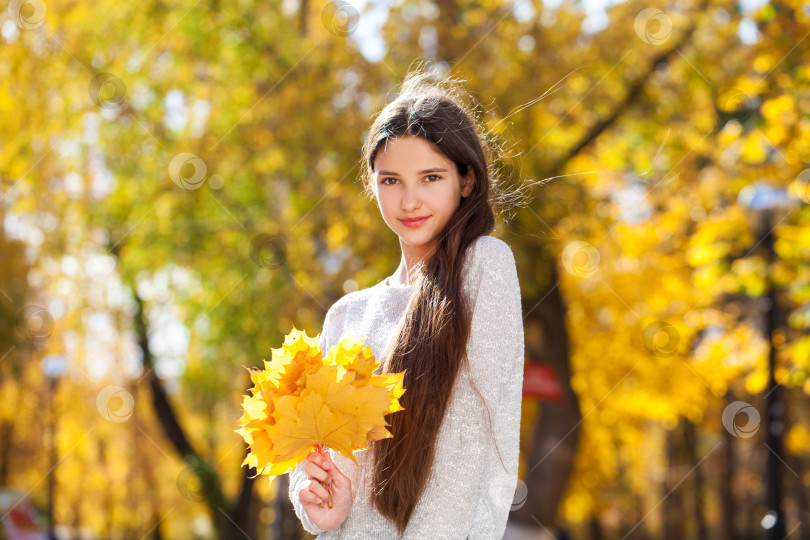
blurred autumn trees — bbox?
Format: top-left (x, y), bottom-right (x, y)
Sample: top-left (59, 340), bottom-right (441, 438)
top-left (1, 0), bottom-right (809, 538)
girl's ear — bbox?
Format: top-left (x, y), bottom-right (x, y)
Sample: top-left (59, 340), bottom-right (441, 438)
top-left (461, 168), bottom-right (475, 198)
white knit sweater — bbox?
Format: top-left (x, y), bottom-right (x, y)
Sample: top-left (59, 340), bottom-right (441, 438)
top-left (288, 235), bottom-right (525, 539)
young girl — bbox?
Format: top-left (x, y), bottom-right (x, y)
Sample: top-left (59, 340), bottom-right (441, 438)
top-left (288, 68), bottom-right (525, 539)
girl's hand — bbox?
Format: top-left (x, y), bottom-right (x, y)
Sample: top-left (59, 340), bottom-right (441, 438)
top-left (298, 448), bottom-right (352, 531)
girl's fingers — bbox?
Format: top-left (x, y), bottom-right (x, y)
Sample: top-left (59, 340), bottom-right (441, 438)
top-left (307, 479), bottom-right (331, 501)
top-left (307, 450), bottom-right (329, 465)
top-left (299, 488), bottom-right (323, 505)
top-left (307, 451), bottom-right (332, 471)
top-left (305, 449), bottom-right (342, 501)
top-left (304, 461), bottom-right (329, 483)
top-left (323, 452), bottom-right (346, 482)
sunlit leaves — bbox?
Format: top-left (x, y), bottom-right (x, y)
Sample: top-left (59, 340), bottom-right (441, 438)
top-left (236, 327), bottom-right (406, 476)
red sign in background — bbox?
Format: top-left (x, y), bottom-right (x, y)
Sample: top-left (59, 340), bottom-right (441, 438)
top-left (522, 363), bottom-right (563, 402)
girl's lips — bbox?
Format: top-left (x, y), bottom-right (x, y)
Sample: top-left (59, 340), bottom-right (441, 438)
top-left (400, 216), bottom-right (430, 228)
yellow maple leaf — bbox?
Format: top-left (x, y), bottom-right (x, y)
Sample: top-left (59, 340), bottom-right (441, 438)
top-left (235, 325), bottom-right (407, 476)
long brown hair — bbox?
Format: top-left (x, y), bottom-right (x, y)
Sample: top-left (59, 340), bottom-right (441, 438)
top-left (360, 64), bottom-right (518, 533)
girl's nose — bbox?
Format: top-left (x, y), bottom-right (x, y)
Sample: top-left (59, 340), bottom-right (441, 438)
top-left (401, 186), bottom-right (421, 210)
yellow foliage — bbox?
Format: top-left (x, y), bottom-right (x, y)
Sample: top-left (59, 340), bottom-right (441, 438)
top-left (718, 120), bottom-right (743, 146)
top-left (744, 369), bottom-right (770, 394)
top-left (730, 256), bottom-right (768, 296)
top-left (785, 425), bottom-right (810, 456)
top-left (236, 326), bottom-right (406, 476)
top-left (762, 94), bottom-right (796, 124)
top-left (786, 336), bottom-right (810, 371)
top-left (740, 132), bottom-right (769, 163)
top-left (326, 222), bottom-right (350, 249)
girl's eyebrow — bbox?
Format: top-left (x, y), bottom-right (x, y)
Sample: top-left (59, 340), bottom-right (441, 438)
top-left (377, 167), bottom-right (448, 176)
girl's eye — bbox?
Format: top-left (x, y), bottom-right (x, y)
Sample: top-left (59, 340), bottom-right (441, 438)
top-left (380, 175), bottom-right (440, 185)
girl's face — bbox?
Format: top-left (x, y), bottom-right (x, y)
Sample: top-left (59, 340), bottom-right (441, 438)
top-left (372, 135), bottom-right (474, 259)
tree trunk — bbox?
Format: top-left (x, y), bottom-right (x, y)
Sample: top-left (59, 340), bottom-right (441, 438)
top-left (683, 420), bottom-right (707, 540)
top-left (505, 0), bottom-right (711, 530)
top-left (795, 453), bottom-right (810, 540)
top-left (434, 0), bottom-right (461, 63)
top-left (631, 494), bottom-right (649, 540)
top-left (109, 242), bottom-right (257, 539)
top-left (588, 514), bottom-right (604, 540)
top-left (275, 474), bottom-right (304, 540)
top-left (720, 396), bottom-right (736, 540)
top-left (547, 0), bottom-right (709, 178)
top-left (298, 0), bottom-right (308, 36)
top-left (662, 424), bottom-right (684, 540)
top-left (511, 263), bottom-right (582, 528)
top-left (135, 288), bottom-right (256, 538)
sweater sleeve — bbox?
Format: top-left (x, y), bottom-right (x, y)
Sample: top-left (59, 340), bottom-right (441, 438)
top-left (287, 314), bottom-right (333, 535)
top-left (402, 238), bottom-right (525, 539)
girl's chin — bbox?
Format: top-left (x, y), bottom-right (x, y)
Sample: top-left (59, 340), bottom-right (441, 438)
top-left (398, 231), bottom-right (438, 247)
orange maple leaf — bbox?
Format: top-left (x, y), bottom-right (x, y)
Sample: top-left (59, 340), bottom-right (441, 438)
top-left (236, 325), bottom-right (406, 476)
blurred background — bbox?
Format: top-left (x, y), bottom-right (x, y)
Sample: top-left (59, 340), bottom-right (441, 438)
top-left (1, 0), bottom-right (810, 538)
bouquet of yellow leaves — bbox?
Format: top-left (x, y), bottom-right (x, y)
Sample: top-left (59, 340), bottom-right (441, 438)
top-left (236, 325), bottom-right (407, 483)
